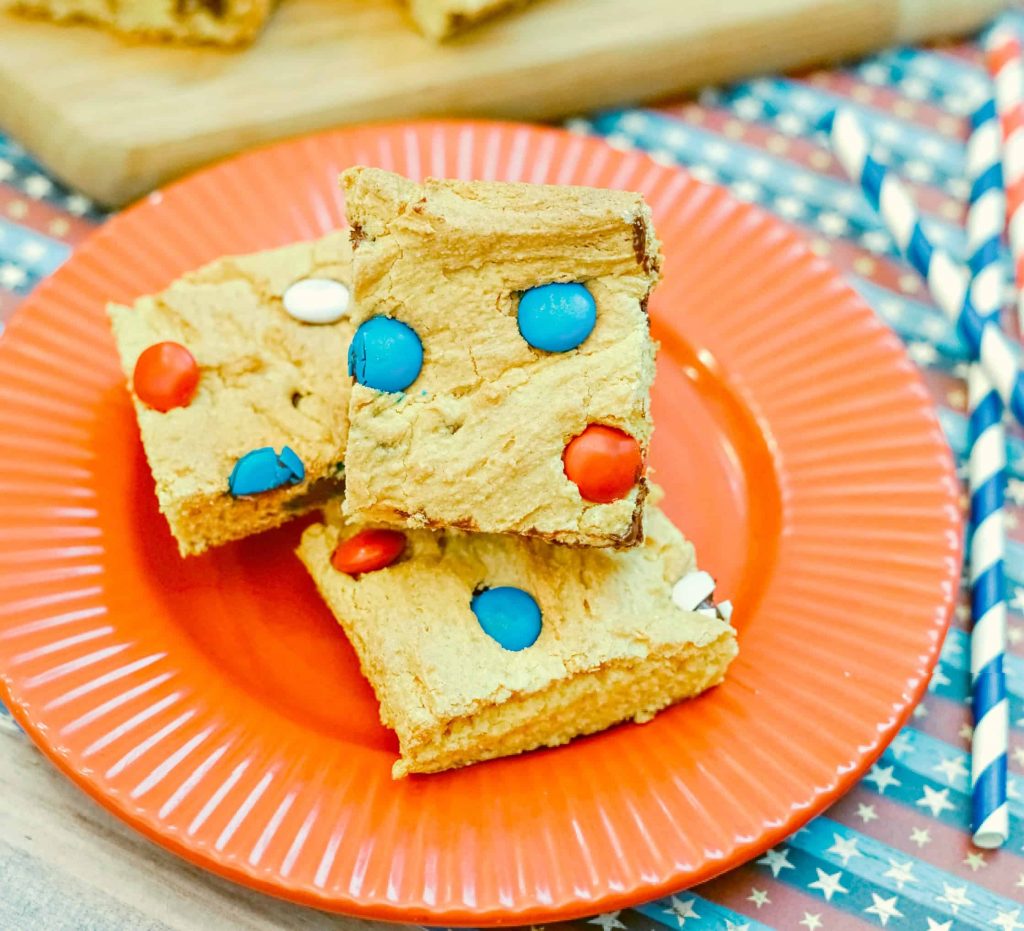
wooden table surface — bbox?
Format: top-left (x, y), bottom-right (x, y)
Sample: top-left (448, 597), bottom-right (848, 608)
top-left (0, 712), bottom-right (372, 930)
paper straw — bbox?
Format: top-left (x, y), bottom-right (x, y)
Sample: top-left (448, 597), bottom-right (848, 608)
top-left (821, 108), bottom-right (1024, 427)
top-left (965, 101), bottom-right (1010, 850)
top-left (985, 19), bottom-right (1024, 329)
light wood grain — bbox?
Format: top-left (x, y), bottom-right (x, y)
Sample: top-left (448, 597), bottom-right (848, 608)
top-left (0, 0), bottom-right (1008, 207)
top-left (0, 715), bottom-right (379, 930)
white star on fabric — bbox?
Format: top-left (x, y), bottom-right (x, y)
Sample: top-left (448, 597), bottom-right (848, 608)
top-left (774, 196), bottom-right (804, 217)
top-left (1009, 626), bottom-right (1023, 645)
top-left (905, 341), bottom-right (939, 366)
top-left (947, 387), bottom-right (967, 409)
top-left (936, 883), bottom-right (972, 913)
top-left (905, 160), bottom-right (937, 182)
top-left (903, 77), bottom-right (931, 101)
top-left (1013, 587), bottom-right (1024, 614)
top-left (734, 97), bottom-right (765, 120)
top-left (777, 113), bottom-right (809, 135)
top-left (910, 826), bottom-right (932, 848)
top-left (889, 731), bottom-right (912, 759)
top-left (992, 910), bottom-right (1024, 931)
top-left (830, 189), bottom-right (861, 212)
top-left (588, 912), bottom-right (626, 930)
top-left (932, 755), bottom-right (967, 782)
top-left (929, 667), bottom-right (952, 692)
top-left (857, 803), bottom-right (879, 823)
top-left (1014, 746), bottom-right (1024, 766)
top-left (747, 888), bottom-right (770, 908)
top-left (861, 63), bottom-right (888, 84)
top-left (962, 851), bottom-right (987, 871)
top-left (1003, 479), bottom-right (1024, 506)
top-left (827, 834), bottom-right (861, 866)
top-left (1006, 512), bottom-right (1020, 531)
top-left (913, 702), bottom-right (930, 719)
top-left (724, 921), bottom-right (750, 931)
top-left (18, 240), bottom-right (46, 263)
top-left (926, 919), bottom-right (953, 931)
top-left (688, 165), bottom-right (717, 185)
top-left (883, 859), bottom-right (915, 889)
top-left (864, 893), bottom-right (904, 926)
top-left (800, 914), bottom-right (823, 930)
top-left (0, 264), bottom-right (27, 288)
top-left (861, 230), bottom-right (892, 253)
top-left (730, 181), bottom-right (762, 202)
top-left (917, 785), bottom-right (955, 817)
top-left (22, 174), bottom-right (52, 198)
top-left (818, 212), bottom-right (848, 235)
top-left (748, 157), bottom-right (774, 179)
top-left (649, 149), bottom-right (678, 168)
top-left (875, 121), bottom-right (902, 143)
top-left (757, 847), bottom-right (795, 877)
top-left (617, 112), bottom-right (648, 134)
top-left (958, 724), bottom-right (974, 742)
top-left (703, 141), bottom-right (731, 163)
top-left (0, 158), bottom-right (13, 181)
top-left (809, 868), bottom-right (849, 901)
top-left (1007, 779), bottom-right (1021, 800)
top-left (865, 763), bottom-right (902, 794)
top-left (662, 896), bottom-right (700, 924)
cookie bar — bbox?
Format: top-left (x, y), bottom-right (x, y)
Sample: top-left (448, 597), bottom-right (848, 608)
top-left (108, 233), bottom-right (353, 556)
top-left (297, 500), bottom-right (736, 778)
top-left (341, 167), bottom-right (661, 548)
top-left (403, 0), bottom-right (533, 39)
top-left (2, 0), bottom-right (274, 45)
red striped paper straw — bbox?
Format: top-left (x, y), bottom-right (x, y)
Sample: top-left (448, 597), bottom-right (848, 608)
top-left (986, 19), bottom-right (1024, 330)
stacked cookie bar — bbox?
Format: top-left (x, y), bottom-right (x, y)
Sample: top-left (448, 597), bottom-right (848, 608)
top-left (110, 169), bottom-right (737, 777)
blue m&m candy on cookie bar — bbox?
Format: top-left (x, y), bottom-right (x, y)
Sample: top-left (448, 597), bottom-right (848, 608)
top-left (518, 282), bottom-right (596, 352)
top-left (229, 446), bottom-right (305, 497)
top-left (348, 316), bottom-right (423, 392)
top-left (471, 586), bottom-right (542, 651)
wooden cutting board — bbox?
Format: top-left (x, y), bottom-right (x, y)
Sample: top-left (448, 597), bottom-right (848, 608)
top-left (0, 0), bottom-right (1007, 207)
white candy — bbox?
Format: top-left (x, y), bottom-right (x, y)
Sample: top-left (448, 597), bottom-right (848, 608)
top-left (671, 569), bottom-right (716, 612)
top-left (282, 278), bottom-right (350, 325)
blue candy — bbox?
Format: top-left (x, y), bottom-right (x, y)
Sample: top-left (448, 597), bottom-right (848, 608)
top-left (348, 316), bottom-right (423, 392)
top-left (471, 586), bottom-right (542, 651)
top-left (517, 282), bottom-right (596, 352)
top-left (228, 446), bottom-right (305, 497)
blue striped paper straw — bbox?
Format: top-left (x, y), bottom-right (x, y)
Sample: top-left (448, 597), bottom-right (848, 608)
top-left (965, 100), bottom-right (1010, 850)
top-left (821, 107), bottom-right (1024, 428)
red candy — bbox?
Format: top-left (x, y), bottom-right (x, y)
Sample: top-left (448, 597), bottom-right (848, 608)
top-left (563, 424), bottom-right (643, 503)
top-left (331, 528), bottom-right (406, 575)
top-left (132, 342), bottom-right (200, 412)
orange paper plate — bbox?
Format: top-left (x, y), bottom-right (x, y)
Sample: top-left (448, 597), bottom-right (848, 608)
top-left (0, 122), bottom-right (962, 924)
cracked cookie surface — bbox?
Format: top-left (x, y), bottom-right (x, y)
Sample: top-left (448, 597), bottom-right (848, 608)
top-left (108, 233), bottom-right (352, 555)
top-left (341, 167), bottom-right (661, 548)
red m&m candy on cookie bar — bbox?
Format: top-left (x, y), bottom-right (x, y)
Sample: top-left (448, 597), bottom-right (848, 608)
top-left (563, 424), bottom-right (643, 503)
top-left (132, 341), bottom-right (199, 412)
top-left (332, 528), bottom-right (406, 576)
